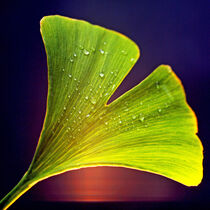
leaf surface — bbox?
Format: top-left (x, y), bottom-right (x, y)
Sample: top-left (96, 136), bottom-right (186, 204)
top-left (27, 15), bottom-right (203, 187)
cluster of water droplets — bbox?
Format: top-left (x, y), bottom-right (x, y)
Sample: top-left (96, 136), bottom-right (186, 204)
top-left (51, 40), bottom-right (141, 148)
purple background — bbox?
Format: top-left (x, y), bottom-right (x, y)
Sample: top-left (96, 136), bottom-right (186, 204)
top-left (0, 0), bottom-right (209, 209)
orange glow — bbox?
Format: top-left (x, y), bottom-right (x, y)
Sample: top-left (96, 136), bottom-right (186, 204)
top-left (34, 167), bottom-right (186, 202)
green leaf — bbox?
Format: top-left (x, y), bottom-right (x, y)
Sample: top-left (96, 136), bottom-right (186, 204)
top-left (0, 15), bottom-right (203, 209)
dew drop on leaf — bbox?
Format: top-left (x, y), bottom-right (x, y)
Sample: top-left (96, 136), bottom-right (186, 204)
top-left (156, 81), bottom-right (160, 89)
top-left (90, 97), bottom-right (96, 105)
top-left (91, 47), bottom-right (95, 52)
top-left (139, 116), bottom-right (145, 122)
top-left (121, 50), bottom-right (127, 55)
top-left (99, 73), bottom-right (104, 78)
top-left (83, 49), bottom-right (90, 55)
top-left (68, 74), bottom-right (72, 78)
top-left (99, 49), bottom-right (104, 54)
top-left (79, 44), bottom-right (83, 50)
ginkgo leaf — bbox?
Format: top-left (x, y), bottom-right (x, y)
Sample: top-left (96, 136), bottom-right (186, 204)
top-left (0, 15), bottom-right (203, 209)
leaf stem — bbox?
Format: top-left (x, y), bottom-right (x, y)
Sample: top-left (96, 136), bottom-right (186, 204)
top-left (0, 172), bottom-right (37, 210)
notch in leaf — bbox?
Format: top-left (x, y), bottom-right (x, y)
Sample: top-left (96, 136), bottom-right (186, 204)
top-left (0, 15), bottom-right (203, 209)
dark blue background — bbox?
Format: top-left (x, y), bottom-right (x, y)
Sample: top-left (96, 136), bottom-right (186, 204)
top-left (0, 0), bottom-right (209, 209)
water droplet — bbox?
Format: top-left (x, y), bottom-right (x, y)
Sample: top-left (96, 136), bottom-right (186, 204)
top-left (83, 49), bottom-right (90, 55)
top-left (103, 41), bottom-right (107, 45)
top-left (139, 116), bottom-right (145, 122)
top-left (86, 114), bottom-right (90, 118)
top-left (99, 72), bottom-right (104, 78)
top-left (73, 53), bottom-right (77, 57)
top-left (85, 96), bottom-right (89, 100)
top-left (130, 58), bottom-right (135, 62)
top-left (132, 115), bottom-right (136, 120)
top-left (158, 108), bottom-right (162, 113)
top-left (90, 88), bottom-right (92, 91)
top-left (164, 103), bottom-right (169, 108)
top-left (66, 118), bottom-right (69, 121)
top-left (70, 58), bottom-right (74, 63)
top-left (125, 108), bottom-right (129, 112)
top-left (105, 122), bottom-right (108, 125)
top-left (99, 49), bottom-right (104, 54)
top-left (68, 74), bottom-right (72, 78)
top-left (78, 110), bottom-right (82, 114)
top-left (140, 102), bottom-right (143, 105)
top-left (121, 50), bottom-right (127, 55)
top-left (73, 106), bottom-right (76, 110)
top-left (68, 95), bottom-right (70, 98)
top-left (156, 81), bottom-right (160, 89)
top-left (62, 68), bottom-right (65, 72)
top-left (90, 97), bottom-right (96, 105)
top-left (112, 84), bottom-right (116, 90)
top-left (79, 45), bottom-right (83, 50)
top-left (119, 120), bottom-right (122, 124)
top-left (91, 47), bottom-right (95, 52)
top-left (99, 85), bottom-right (102, 89)
top-left (64, 106), bottom-right (66, 110)
top-left (111, 71), bottom-right (114, 74)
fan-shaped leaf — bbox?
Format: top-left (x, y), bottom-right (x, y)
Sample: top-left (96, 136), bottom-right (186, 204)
top-left (0, 15), bottom-right (203, 209)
